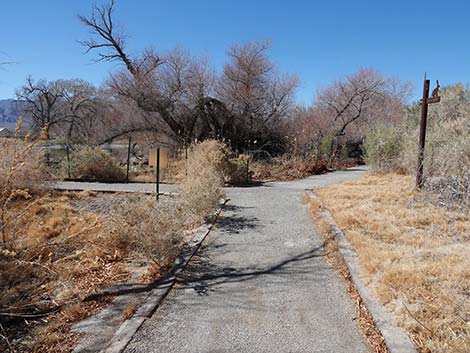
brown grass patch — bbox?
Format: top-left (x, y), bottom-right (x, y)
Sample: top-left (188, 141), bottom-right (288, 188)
top-left (0, 194), bottom-right (129, 352)
top-left (313, 173), bottom-right (470, 353)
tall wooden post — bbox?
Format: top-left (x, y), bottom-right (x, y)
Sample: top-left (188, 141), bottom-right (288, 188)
top-left (416, 77), bottom-right (430, 188)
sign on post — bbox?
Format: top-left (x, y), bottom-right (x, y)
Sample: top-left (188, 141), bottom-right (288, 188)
top-left (149, 147), bottom-right (169, 169)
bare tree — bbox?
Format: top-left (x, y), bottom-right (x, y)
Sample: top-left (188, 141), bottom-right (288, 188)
top-left (289, 69), bottom-right (411, 158)
top-left (217, 41), bottom-right (298, 151)
top-left (16, 78), bottom-right (100, 141)
top-left (57, 79), bottom-right (99, 144)
top-left (78, 2), bottom-right (297, 152)
top-left (16, 77), bottom-right (65, 138)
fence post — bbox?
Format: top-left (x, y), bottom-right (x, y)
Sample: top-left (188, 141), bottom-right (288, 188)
top-left (126, 136), bottom-right (132, 183)
top-left (156, 147), bottom-right (160, 202)
top-left (66, 145), bottom-right (71, 179)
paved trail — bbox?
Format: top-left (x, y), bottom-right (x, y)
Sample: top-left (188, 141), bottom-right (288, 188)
top-left (53, 181), bottom-right (176, 194)
top-left (123, 167), bottom-right (369, 353)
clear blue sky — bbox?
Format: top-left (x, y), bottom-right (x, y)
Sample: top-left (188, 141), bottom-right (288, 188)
top-left (1, 0), bottom-right (469, 103)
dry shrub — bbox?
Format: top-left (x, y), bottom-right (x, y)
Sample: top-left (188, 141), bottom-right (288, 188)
top-left (363, 125), bottom-right (403, 173)
top-left (0, 194), bottom-right (129, 352)
top-left (110, 196), bottom-right (182, 264)
top-left (0, 120), bottom-right (50, 247)
top-left (252, 156), bottom-right (328, 181)
top-left (171, 140), bottom-right (249, 186)
top-left (178, 140), bottom-right (225, 222)
top-left (400, 115), bottom-right (470, 209)
top-left (65, 146), bottom-right (125, 180)
top-left (392, 85), bottom-right (470, 208)
top-left (111, 140), bottom-right (227, 264)
top-left (316, 174), bottom-right (470, 353)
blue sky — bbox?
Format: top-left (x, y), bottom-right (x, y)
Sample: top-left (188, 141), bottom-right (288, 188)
top-left (0, 0), bottom-right (469, 103)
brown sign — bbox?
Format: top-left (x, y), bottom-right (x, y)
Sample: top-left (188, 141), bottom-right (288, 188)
top-left (427, 96), bottom-right (441, 104)
top-left (149, 148), bottom-right (169, 169)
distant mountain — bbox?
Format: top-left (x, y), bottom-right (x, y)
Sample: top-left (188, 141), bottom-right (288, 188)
top-left (0, 99), bottom-right (21, 125)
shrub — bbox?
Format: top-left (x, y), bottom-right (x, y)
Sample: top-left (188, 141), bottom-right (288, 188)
top-left (177, 140), bottom-right (249, 185)
top-left (363, 125), bottom-right (403, 172)
top-left (319, 133), bottom-right (334, 161)
top-left (110, 196), bottom-right (183, 263)
top-left (227, 154), bottom-right (250, 185)
top-left (178, 140), bottom-right (225, 223)
top-left (65, 147), bottom-right (126, 180)
top-left (0, 121), bottom-right (50, 246)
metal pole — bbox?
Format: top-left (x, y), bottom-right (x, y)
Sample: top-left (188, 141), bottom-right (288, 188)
top-left (416, 76), bottom-right (430, 189)
top-left (185, 142), bottom-right (188, 177)
top-left (66, 145), bottom-right (71, 179)
top-left (126, 136), bottom-right (131, 183)
top-left (156, 147), bottom-right (160, 201)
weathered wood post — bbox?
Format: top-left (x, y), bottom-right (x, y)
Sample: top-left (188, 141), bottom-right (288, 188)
top-left (416, 75), bottom-right (440, 189)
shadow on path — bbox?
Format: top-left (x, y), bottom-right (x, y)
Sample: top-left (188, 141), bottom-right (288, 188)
top-left (83, 241), bottom-right (326, 302)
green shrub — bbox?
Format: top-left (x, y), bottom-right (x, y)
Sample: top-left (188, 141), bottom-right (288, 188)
top-left (363, 126), bottom-right (402, 172)
top-left (65, 147), bottom-right (125, 180)
top-left (319, 133), bottom-right (334, 161)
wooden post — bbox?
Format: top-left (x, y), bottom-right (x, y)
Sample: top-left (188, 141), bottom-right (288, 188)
top-left (416, 77), bottom-right (430, 189)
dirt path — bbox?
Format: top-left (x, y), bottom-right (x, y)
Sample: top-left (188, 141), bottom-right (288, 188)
top-left (122, 167), bottom-right (370, 353)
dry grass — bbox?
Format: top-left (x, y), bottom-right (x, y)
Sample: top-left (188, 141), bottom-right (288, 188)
top-left (0, 192), bottom-right (129, 352)
top-left (313, 173), bottom-right (470, 353)
top-left (0, 139), bottom-right (226, 352)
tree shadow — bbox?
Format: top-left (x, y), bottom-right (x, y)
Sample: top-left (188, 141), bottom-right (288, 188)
top-left (84, 242), bottom-right (327, 302)
top-left (216, 204), bottom-right (260, 234)
top-left (175, 243), bottom-right (326, 291)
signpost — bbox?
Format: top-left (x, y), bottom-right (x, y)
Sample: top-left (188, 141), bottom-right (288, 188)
top-left (149, 147), bottom-right (169, 201)
top-left (416, 75), bottom-right (440, 189)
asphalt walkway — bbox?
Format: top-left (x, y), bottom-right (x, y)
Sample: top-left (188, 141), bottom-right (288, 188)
top-left (123, 167), bottom-right (370, 353)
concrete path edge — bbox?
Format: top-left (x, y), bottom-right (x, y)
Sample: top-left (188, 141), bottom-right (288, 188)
top-left (305, 190), bottom-right (417, 353)
top-left (100, 201), bottom-right (226, 353)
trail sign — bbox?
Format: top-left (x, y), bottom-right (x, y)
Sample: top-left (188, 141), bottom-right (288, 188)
top-left (149, 147), bottom-right (168, 169)
top-left (426, 96), bottom-right (441, 104)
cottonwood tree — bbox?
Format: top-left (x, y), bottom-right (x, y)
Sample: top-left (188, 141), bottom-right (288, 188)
top-left (217, 41), bottom-right (298, 151)
top-left (58, 79), bottom-right (100, 144)
top-left (79, 1), bottom-right (210, 143)
top-left (16, 78), bottom-right (100, 142)
top-left (290, 69), bottom-right (410, 159)
top-left (16, 77), bottom-right (65, 138)
top-left (79, 1), bottom-right (297, 152)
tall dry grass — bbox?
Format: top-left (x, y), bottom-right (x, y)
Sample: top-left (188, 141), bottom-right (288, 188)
top-left (0, 119), bottom-right (49, 246)
top-left (315, 174), bottom-right (470, 353)
top-left (0, 138), bottom-right (226, 352)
